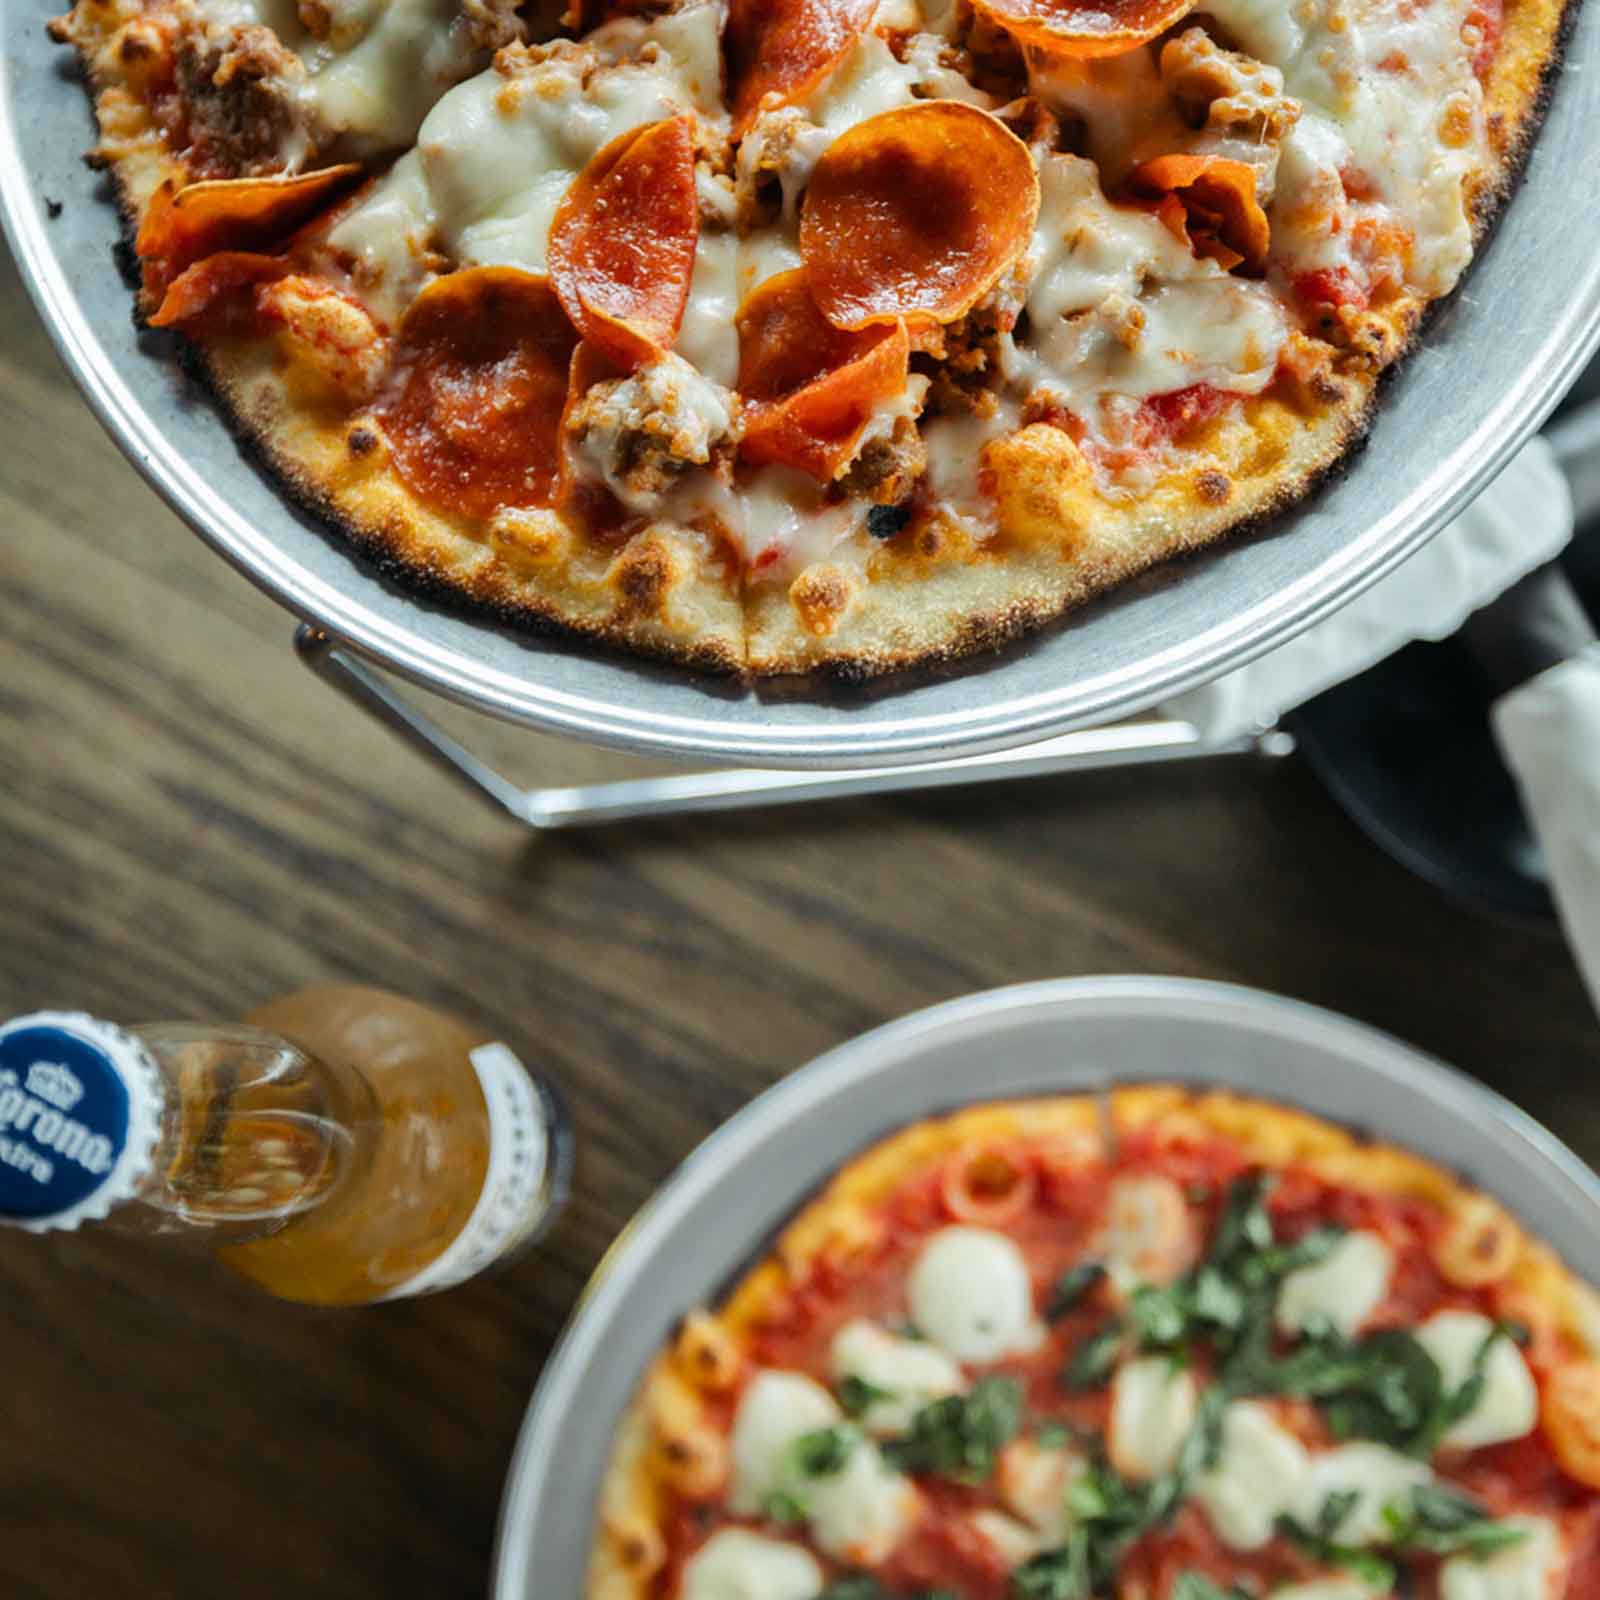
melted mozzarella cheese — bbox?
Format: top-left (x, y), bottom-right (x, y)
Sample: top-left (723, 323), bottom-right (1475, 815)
top-left (679, 231), bottom-right (741, 390)
top-left (1204, 0), bottom-right (1484, 294)
top-left (680, 1529), bottom-right (825, 1600)
top-left (589, 0), bottom-right (726, 113)
top-left (805, 1440), bottom-right (920, 1565)
top-left (222, 0), bottom-right (483, 160)
top-left (299, 0), bottom-right (479, 154)
top-left (325, 148), bottom-right (435, 326)
top-left (906, 1226), bottom-right (1045, 1364)
top-left (727, 1371), bottom-right (841, 1516)
top-left (1293, 1442), bottom-right (1432, 1546)
top-left (1026, 47), bottom-right (1178, 188)
top-left (419, 54), bottom-right (685, 276)
top-left (1439, 1514), bottom-right (1565, 1600)
top-left (1108, 1357), bottom-right (1197, 1481)
top-left (971, 1509), bottom-right (1044, 1567)
top-left (1022, 154), bottom-right (1287, 410)
top-left (1416, 1312), bottom-right (1539, 1452)
top-left (1193, 1402), bottom-right (1310, 1550)
top-left (830, 1319), bottom-right (966, 1437)
top-left (1276, 1231), bottom-right (1394, 1340)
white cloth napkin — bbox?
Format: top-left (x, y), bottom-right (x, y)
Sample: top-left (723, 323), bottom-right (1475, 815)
top-left (1162, 439), bottom-right (1574, 740)
top-left (1494, 647), bottom-right (1600, 1011)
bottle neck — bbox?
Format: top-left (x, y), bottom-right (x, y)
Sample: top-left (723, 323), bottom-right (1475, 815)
top-left (103, 1023), bottom-right (377, 1245)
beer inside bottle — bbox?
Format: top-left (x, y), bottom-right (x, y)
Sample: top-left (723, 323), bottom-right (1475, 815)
top-left (0, 988), bottom-right (570, 1305)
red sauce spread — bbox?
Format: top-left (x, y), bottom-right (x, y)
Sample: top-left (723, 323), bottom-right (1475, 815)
top-left (652, 1122), bottom-right (1594, 1598)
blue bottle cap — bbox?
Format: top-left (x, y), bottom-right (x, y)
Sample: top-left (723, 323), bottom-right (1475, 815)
top-left (0, 1013), bottom-right (163, 1232)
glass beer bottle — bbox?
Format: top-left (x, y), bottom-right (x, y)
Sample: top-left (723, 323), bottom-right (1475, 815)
top-left (0, 986), bottom-right (571, 1305)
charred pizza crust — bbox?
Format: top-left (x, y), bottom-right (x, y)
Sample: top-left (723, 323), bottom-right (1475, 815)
top-left (589, 1088), bottom-right (1600, 1597)
top-left (51, 0), bottom-right (1578, 679)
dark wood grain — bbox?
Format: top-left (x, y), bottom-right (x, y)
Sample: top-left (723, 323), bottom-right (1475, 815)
top-left (1, 235), bottom-right (1596, 1600)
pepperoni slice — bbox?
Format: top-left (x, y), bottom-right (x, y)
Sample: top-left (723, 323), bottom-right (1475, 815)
top-left (799, 102), bottom-right (1039, 334)
top-left (970, 0), bottom-right (1195, 56)
top-left (736, 267), bottom-right (909, 481)
top-left (135, 165), bottom-right (361, 302)
top-left (1126, 154), bottom-right (1270, 274)
top-left (147, 251), bottom-right (290, 332)
top-left (377, 267), bottom-right (579, 521)
top-left (724, 0), bottom-right (877, 137)
top-left (548, 117), bottom-right (699, 374)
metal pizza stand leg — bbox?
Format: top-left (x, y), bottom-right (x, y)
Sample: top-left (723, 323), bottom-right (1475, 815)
top-left (293, 624), bottom-right (1290, 830)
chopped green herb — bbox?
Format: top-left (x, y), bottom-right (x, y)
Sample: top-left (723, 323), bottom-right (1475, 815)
top-left (883, 1375), bottom-right (1023, 1481)
top-left (1381, 1483), bottom-right (1531, 1559)
top-left (1276, 1513), bottom-right (1399, 1590)
top-left (1033, 1420), bottom-right (1082, 1450)
top-left (1170, 1576), bottom-right (1252, 1600)
top-left (1129, 1283), bottom-right (1190, 1348)
top-left (1062, 1323), bottom-right (1124, 1390)
top-left (817, 1579), bottom-right (886, 1600)
top-left (1047, 1261), bottom-right (1107, 1321)
top-left (789, 1425), bottom-right (855, 1479)
top-left (837, 1374), bottom-right (896, 1418)
top-left (760, 1488), bottom-right (806, 1524)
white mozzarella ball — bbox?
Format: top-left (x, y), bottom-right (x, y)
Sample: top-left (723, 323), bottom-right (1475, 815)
top-left (680, 1529), bottom-right (824, 1600)
top-left (1416, 1311), bottom-right (1538, 1452)
top-left (906, 1226), bottom-right (1044, 1363)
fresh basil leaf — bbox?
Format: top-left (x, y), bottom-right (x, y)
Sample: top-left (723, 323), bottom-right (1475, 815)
top-left (1212, 1173), bottom-right (1276, 1262)
top-left (882, 1375), bottom-right (1022, 1481)
top-left (791, 1425), bottom-right (854, 1478)
top-left (1130, 1284), bottom-right (1190, 1349)
top-left (1062, 1323), bottom-right (1124, 1390)
top-left (1382, 1482), bottom-right (1532, 1559)
top-left (1047, 1261), bottom-right (1106, 1321)
top-left (761, 1488), bottom-right (806, 1524)
top-left (817, 1579), bottom-right (887, 1600)
top-left (1171, 1577), bottom-right (1251, 1600)
top-left (1276, 1513), bottom-right (1399, 1590)
top-left (837, 1374), bottom-right (896, 1418)
top-left (1012, 1527), bottom-right (1094, 1600)
top-left (1317, 1488), bottom-right (1361, 1538)
top-left (1033, 1421), bottom-right (1078, 1450)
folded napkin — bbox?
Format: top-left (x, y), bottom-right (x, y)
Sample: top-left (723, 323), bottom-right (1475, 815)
top-left (1494, 647), bottom-right (1600, 1011)
top-left (1162, 440), bottom-right (1574, 741)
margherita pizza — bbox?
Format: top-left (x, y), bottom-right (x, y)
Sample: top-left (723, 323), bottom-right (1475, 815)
top-left (591, 1089), bottom-right (1600, 1597)
top-left (49, 0), bottom-right (1571, 675)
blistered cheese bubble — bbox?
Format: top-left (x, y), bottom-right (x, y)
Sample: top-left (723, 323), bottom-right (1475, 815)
top-left (905, 1226), bottom-right (1044, 1363)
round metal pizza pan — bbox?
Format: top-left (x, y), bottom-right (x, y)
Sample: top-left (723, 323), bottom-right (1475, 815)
top-left (491, 975), bottom-right (1600, 1598)
top-left (6, 23), bottom-right (1600, 768)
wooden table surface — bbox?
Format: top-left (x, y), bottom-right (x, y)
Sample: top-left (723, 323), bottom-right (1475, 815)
top-left (2, 232), bottom-right (1597, 1600)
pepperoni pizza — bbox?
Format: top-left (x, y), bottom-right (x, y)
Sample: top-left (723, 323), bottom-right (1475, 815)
top-left (49, 0), bottom-right (1571, 674)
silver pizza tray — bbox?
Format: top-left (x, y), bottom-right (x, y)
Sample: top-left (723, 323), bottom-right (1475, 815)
top-left (490, 975), bottom-right (1600, 1598)
top-left (5, 12), bottom-right (1600, 769)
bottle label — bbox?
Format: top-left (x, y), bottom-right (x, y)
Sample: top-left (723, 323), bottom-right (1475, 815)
top-left (0, 1014), bottom-right (161, 1232)
top-left (383, 1043), bottom-right (552, 1299)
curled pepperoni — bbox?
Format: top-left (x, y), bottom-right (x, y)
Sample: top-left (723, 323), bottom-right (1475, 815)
top-left (377, 267), bottom-right (578, 521)
top-left (147, 251), bottom-right (289, 332)
top-left (724, 0), bottom-right (878, 136)
top-left (548, 116), bottom-right (699, 374)
top-left (799, 102), bottom-right (1039, 334)
top-left (1126, 154), bottom-right (1270, 274)
top-left (971, 0), bottom-right (1196, 57)
top-left (135, 165), bottom-right (361, 303)
top-left (736, 267), bottom-right (909, 481)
